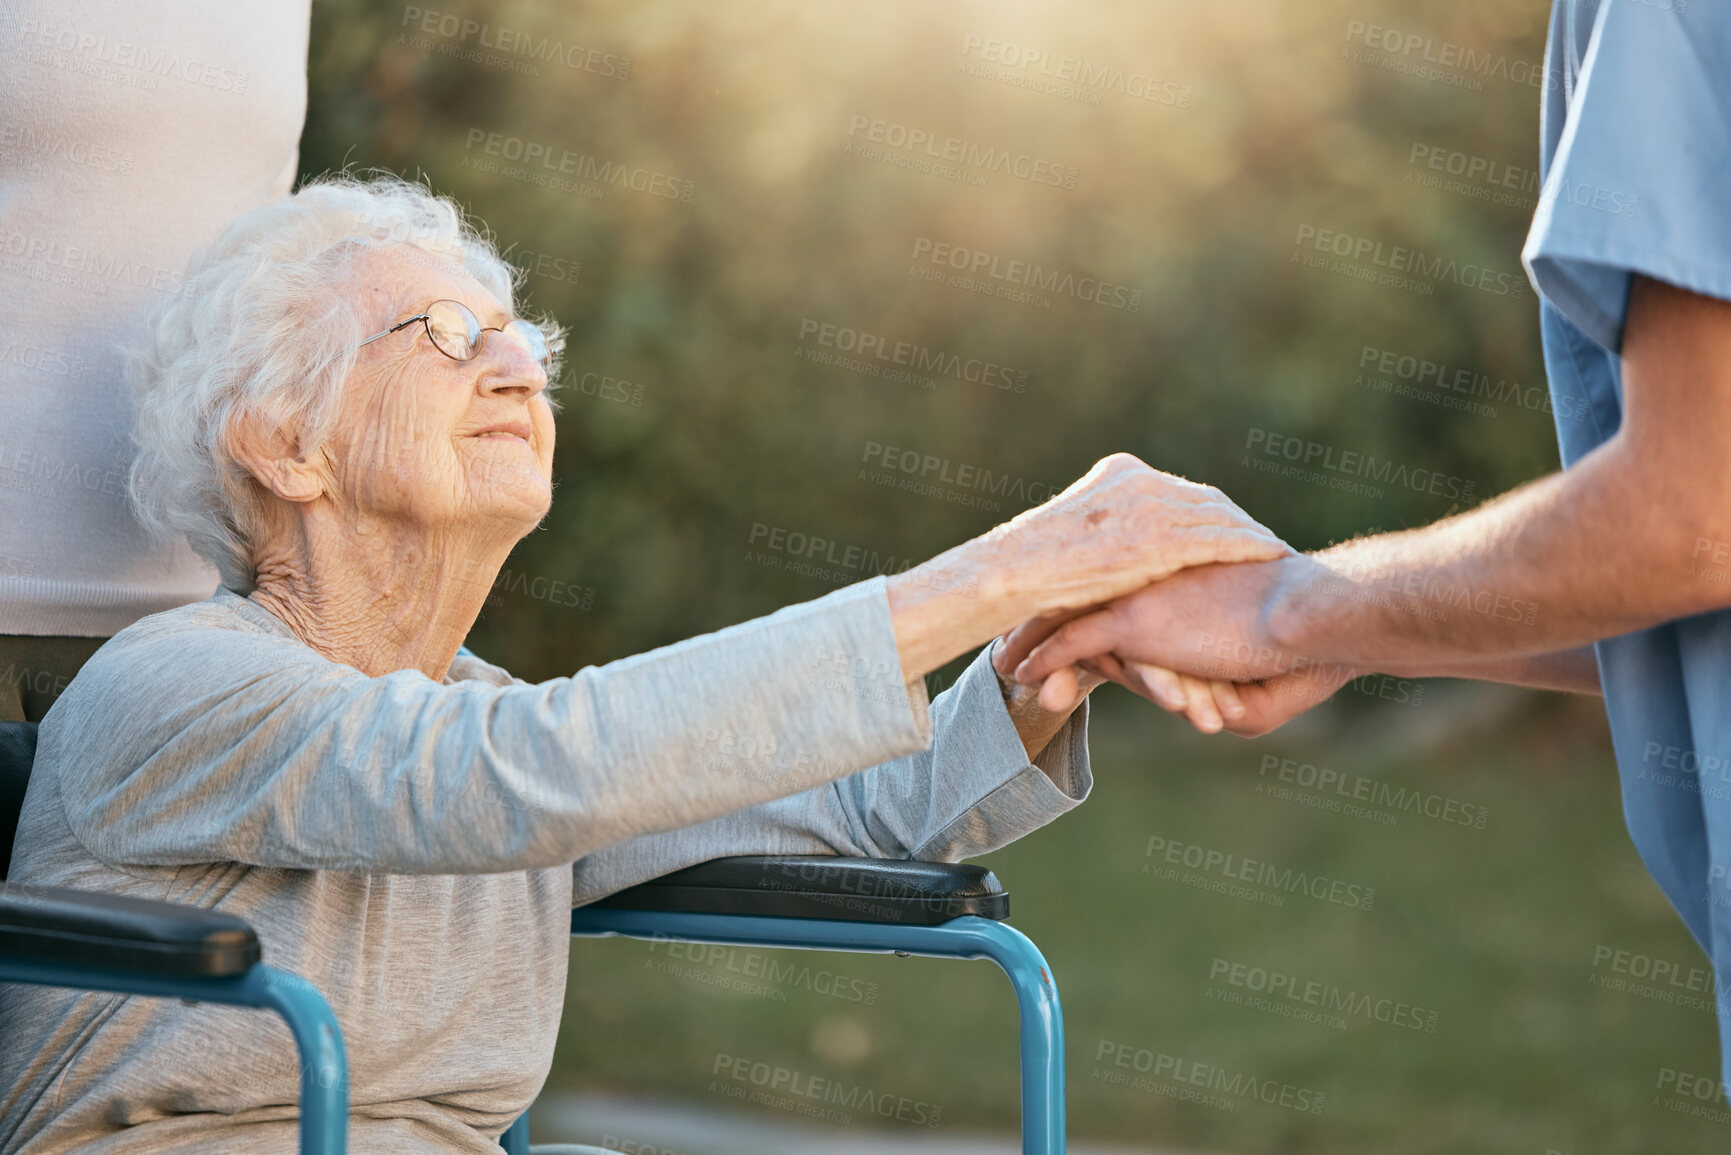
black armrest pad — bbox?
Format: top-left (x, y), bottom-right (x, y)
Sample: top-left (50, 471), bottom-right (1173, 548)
top-left (0, 884), bottom-right (260, 978)
top-left (589, 856), bottom-right (1009, 925)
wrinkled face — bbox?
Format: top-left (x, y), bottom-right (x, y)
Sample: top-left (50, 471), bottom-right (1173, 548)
top-left (325, 246), bottom-right (555, 539)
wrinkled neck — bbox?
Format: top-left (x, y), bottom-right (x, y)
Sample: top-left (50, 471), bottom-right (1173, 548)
top-left (247, 500), bottom-right (515, 680)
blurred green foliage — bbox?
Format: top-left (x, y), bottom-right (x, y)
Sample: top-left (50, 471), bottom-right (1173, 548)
top-left (305, 0), bottom-right (1558, 677)
top-left (563, 696), bottom-right (1721, 1154)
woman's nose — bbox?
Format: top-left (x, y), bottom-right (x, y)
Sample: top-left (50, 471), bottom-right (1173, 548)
top-left (475, 332), bottom-right (548, 396)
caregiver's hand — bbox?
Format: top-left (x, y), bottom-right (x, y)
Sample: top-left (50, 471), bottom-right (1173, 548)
top-left (997, 554), bottom-right (1354, 735)
top-left (1118, 660), bottom-right (1351, 737)
top-left (887, 454), bottom-right (1291, 682)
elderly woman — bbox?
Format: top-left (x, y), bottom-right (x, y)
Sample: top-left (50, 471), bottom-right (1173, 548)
top-left (0, 177), bottom-right (1282, 1154)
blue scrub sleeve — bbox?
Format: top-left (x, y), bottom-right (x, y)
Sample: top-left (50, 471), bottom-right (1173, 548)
top-left (1522, 0), bottom-right (1731, 352)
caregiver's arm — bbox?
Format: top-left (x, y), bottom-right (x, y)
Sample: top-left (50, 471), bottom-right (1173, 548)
top-left (1148, 643), bottom-right (1602, 739)
top-left (1373, 646), bottom-right (1601, 693)
top-left (1011, 278), bottom-right (1731, 691)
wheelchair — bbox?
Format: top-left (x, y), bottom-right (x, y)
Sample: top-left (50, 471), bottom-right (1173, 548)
top-left (0, 720), bottom-right (1066, 1154)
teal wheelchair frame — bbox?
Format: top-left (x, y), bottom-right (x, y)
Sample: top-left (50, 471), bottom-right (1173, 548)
top-left (0, 721), bottom-right (349, 1153)
top-left (0, 721), bottom-right (1066, 1154)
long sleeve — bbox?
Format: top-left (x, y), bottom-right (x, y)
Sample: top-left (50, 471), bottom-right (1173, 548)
top-left (42, 581), bottom-right (935, 874)
top-left (569, 642), bottom-right (1092, 905)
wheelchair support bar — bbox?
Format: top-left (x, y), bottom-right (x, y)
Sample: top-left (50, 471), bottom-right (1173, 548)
top-left (0, 958), bottom-right (349, 1155)
top-left (567, 909), bottom-right (1065, 1155)
top-left (499, 1110), bottom-right (529, 1154)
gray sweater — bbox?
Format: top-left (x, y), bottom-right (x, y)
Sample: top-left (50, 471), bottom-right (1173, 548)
top-left (0, 579), bottom-right (1089, 1153)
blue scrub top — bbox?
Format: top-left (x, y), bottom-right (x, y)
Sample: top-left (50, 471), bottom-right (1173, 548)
top-left (1523, 0), bottom-right (1731, 1081)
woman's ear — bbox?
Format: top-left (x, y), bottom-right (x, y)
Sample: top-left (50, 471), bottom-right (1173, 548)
top-left (226, 412), bottom-right (324, 504)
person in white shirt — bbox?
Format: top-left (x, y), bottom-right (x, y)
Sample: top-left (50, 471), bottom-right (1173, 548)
top-left (0, 1), bottom-right (312, 720)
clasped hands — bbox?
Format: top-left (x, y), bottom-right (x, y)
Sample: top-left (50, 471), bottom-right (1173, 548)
top-left (988, 455), bottom-right (1352, 738)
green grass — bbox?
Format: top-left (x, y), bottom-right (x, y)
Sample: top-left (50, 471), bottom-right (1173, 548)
top-left (553, 685), bottom-right (1722, 1153)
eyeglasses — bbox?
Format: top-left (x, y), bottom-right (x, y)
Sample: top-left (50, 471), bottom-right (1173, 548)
top-left (356, 299), bottom-right (551, 367)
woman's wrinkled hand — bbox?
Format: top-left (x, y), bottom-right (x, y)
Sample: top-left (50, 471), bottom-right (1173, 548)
top-left (889, 454), bottom-right (1291, 684)
top-left (976, 453), bottom-right (1293, 617)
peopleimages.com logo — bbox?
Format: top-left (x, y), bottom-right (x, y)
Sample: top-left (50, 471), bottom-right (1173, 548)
top-left (958, 35), bottom-right (1192, 107)
top-left (461, 129), bottom-right (694, 203)
top-left (846, 114), bottom-right (1079, 189)
top-left (399, 6), bottom-right (632, 77)
top-left (908, 237), bottom-right (1142, 311)
top-left (1293, 224), bottom-right (1526, 299)
top-left (1341, 20), bottom-right (1550, 92)
top-left (796, 318), bottom-right (1028, 393)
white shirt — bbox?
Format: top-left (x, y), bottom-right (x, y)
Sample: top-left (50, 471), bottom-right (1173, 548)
top-left (0, 0), bottom-right (311, 635)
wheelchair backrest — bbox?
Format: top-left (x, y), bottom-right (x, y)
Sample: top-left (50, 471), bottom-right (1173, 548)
top-left (0, 721), bottom-right (38, 881)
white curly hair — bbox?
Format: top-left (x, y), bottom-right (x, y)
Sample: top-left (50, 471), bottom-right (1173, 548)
top-left (126, 173), bottom-right (563, 594)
